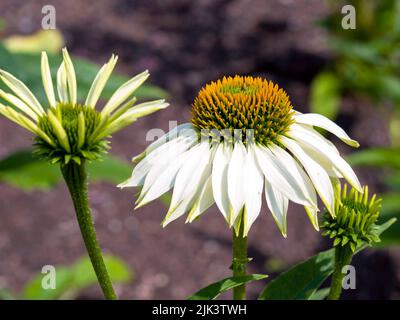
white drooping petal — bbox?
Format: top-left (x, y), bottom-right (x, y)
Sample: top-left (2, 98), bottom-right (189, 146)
top-left (131, 124), bottom-right (198, 167)
top-left (294, 113), bottom-right (359, 147)
top-left (290, 124), bottom-right (342, 177)
top-left (0, 69), bottom-right (44, 115)
top-left (57, 62), bottom-right (68, 103)
top-left (299, 143), bottom-right (343, 178)
top-left (186, 175), bottom-right (214, 223)
top-left (118, 135), bottom-right (196, 188)
top-left (163, 197), bottom-right (193, 227)
top-left (212, 143), bottom-right (232, 223)
top-left (265, 181), bottom-right (289, 237)
top-left (135, 145), bottom-right (192, 207)
top-left (288, 124), bottom-right (362, 192)
top-left (293, 123), bottom-right (340, 155)
top-left (85, 55), bottom-right (118, 108)
top-left (269, 144), bottom-right (318, 208)
top-left (254, 145), bottom-right (313, 207)
top-left (163, 142), bottom-right (212, 226)
top-left (243, 145), bottom-right (263, 235)
top-left (101, 70), bottom-right (149, 116)
top-left (41, 52), bottom-right (56, 107)
top-left (281, 136), bottom-right (335, 215)
top-left (132, 123), bottom-right (196, 162)
top-left (62, 48), bottom-right (77, 105)
top-left (0, 89), bottom-right (38, 121)
top-left (227, 141), bottom-right (247, 225)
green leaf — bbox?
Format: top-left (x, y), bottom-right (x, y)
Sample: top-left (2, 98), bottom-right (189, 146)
top-left (0, 150), bottom-right (60, 190)
top-left (68, 255), bottom-right (132, 292)
top-left (384, 173), bottom-right (400, 190)
top-left (0, 149), bottom-right (133, 190)
top-left (381, 193), bottom-right (400, 216)
top-left (375, 75), bottom-right (400, 105)
top-left (22, 255), bottom-right (133, 300)
top-left (330, 38), bottom-right (383, 64)
top-left (187, 274), bottom-right (268, 300)
top-left (258, 249), bottom-right (335, 300)
top-left (22, 267), bottom-right (73, 300)
top-left (308, 288), bottom-right (330, 300)
top-left (258, 218), bottom-right (396, 300)
top-left (88, 156), bottom-right (131, 184)
top-left (0, 287), bottom-right (16, 300)
top-left (347, 148), bottom-right (400, 170)
top-left (374, 195), bottom-right (400, 246)
top-left (309, 72), bottom-right (341, 120)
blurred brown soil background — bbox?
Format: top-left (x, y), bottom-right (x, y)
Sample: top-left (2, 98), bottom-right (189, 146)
top-left (0, 0), bottom-right (399, 299)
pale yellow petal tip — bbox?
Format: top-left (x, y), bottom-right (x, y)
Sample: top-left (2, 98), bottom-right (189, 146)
top-left (136, 69), bottom-right (150, 79)
top-left (311, 219), bottom-right (320, 231)
top-left (185, 216), bottom-right (193, 224)
top-left (185, 209), bottom-right (196, 224)
top-left (276, 224), bottom-right (287, 238)
top-left (161, 219), bottom-right (171, 228)
top-left (112, 55), bottom-right (119, 65)
top-left (116, 181), bottom-right (128, 189)
top-left (347, 139), bottom-right (360, 148)
top-left (134, 198), bottom-right (148, 210)
top-left (131, 153), bottom-right (144, 163)
top-left (160, 102), bottom-right (170, 109)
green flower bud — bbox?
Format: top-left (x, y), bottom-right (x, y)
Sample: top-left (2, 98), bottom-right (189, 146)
top-left (321, 184), bottom-right (382, 252)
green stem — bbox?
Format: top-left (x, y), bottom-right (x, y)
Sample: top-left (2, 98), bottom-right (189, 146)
top-left (328, 245), bottom-right (353, 300)
top-left (61, 160), bottom-right (117, 300)
top-left (232, 218), bottom-right (248, 300)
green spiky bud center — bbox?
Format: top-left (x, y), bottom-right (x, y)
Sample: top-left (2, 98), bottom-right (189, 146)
top-left (321, 185), bottom-right (382, 252)
top-left (34, 103), bottom-right (109, 164)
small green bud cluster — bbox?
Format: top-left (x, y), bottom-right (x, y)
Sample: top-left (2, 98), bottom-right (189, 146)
top-left (321, 184), bottom-right (382, 252)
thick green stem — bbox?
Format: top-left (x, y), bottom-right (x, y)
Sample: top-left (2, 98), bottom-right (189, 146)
top-left (328, 245), bottom-right (353, 300)
top-left (232, 218), bottom-right (248, 300)
top-left (61, 161), bottom-right (117, 300)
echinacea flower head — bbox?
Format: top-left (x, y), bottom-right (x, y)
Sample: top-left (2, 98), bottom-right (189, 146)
top-left (120, 75), bottom-right (362, 237)
top-left (321, 184), bottom-right (382, 252)
top-left (0, 48), bottom-right (168, 164)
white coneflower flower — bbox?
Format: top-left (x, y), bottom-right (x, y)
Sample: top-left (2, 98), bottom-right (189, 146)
top-left (120, 76), bottom-right (361, 237)
top-left (0, 48), bottom-right (168, 164)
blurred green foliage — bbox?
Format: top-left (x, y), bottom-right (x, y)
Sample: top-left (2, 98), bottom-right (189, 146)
top-left (0, 150), bottom-right (132, 190)
top-left (310, 0), bottom-right (400, 245)
top-left (0, 255), bottom-right (133, 300)
top-left (311, 0), bottom-right (400, 119)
